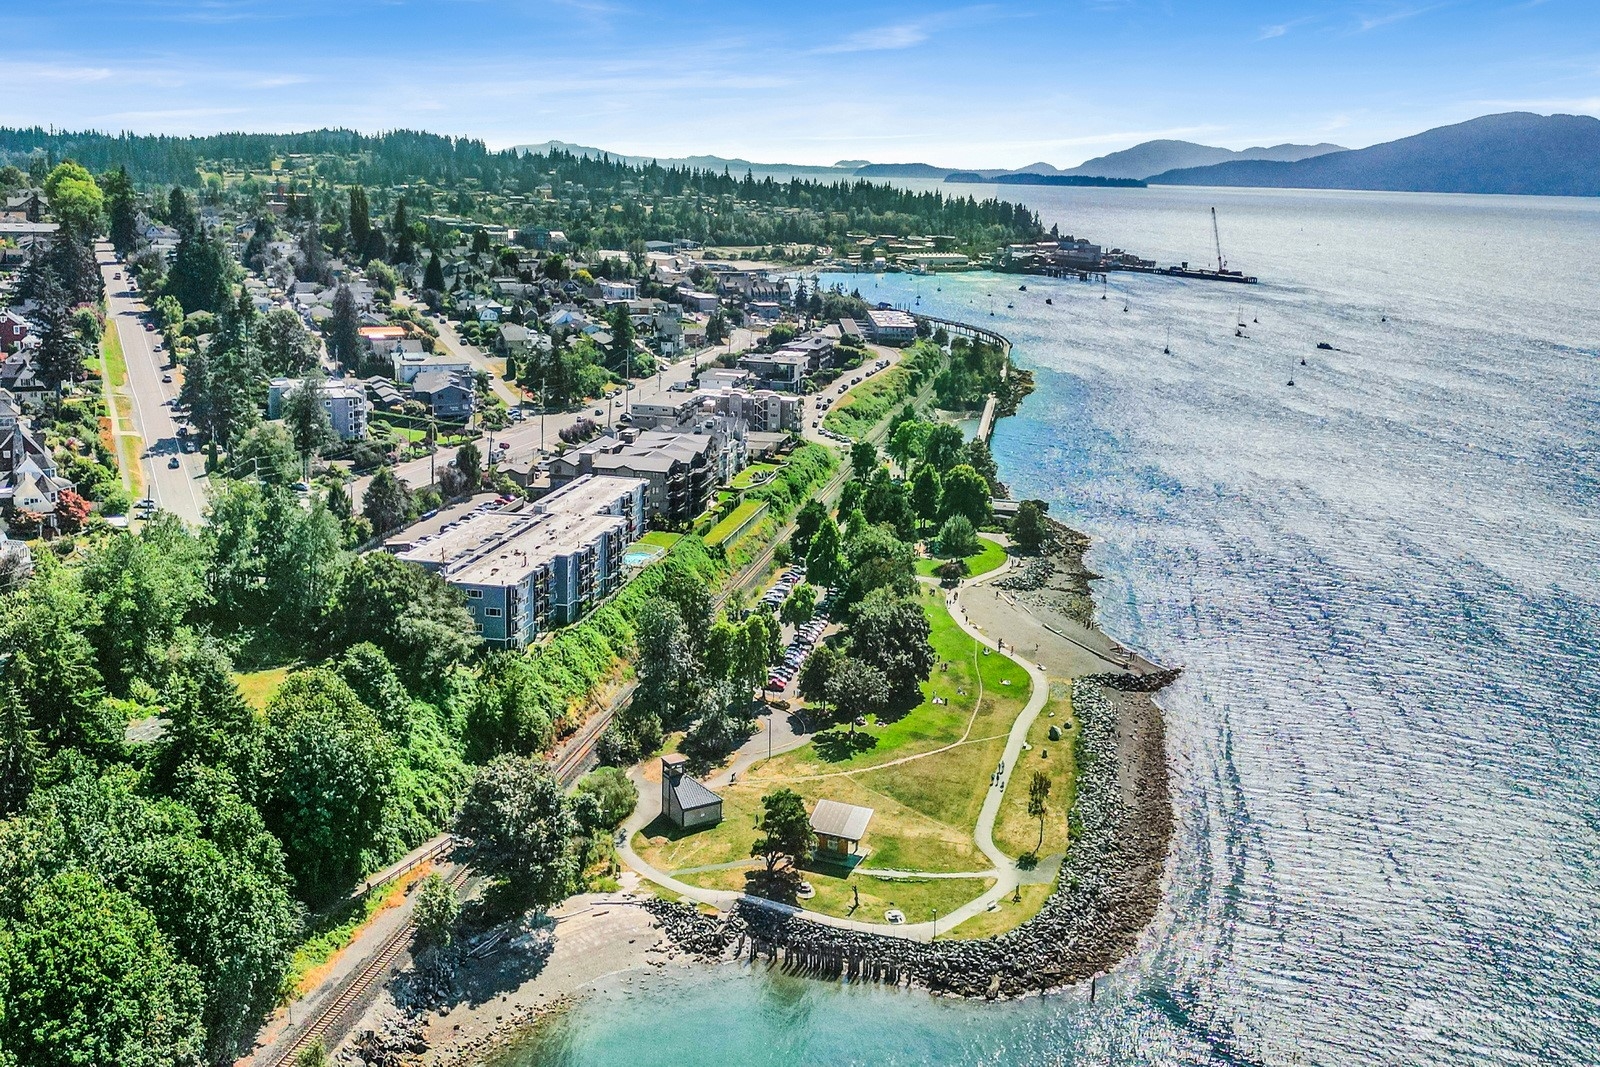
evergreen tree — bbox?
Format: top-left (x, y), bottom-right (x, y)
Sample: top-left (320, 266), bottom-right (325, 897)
top-left (607, 302), bottom-right (635, 375)
top-left (167, 186), bottom-right (196, 235)
top-left (32, 268), bottom-right (84, 388)
top-left (102, 166), bottom-right (138, 255)
top-left (423, 251), bottom-right (445, 292)
top-left (910, 464), bottom-right (942, 535)
top-left (347, 184), bottom-right (371, 255)
top-left (283, 369), bottom-right (335, 474)
top-left (362, 466), bottom-right (412, 536)
top-left (391, 197), bottom-right (415, 263)
top-left (326, 284), bottom-right (362, 373)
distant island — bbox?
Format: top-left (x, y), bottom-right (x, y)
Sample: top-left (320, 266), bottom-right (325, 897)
top-left (946, 173), bottom-right (1146, 188)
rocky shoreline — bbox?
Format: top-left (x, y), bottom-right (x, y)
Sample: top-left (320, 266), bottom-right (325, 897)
top-left (644, 650), bottom-right (1172, 999)
top-left (350, 501), bottom-right (1175, 1063)
top-left (633, 518), bottom-right (1175, 999)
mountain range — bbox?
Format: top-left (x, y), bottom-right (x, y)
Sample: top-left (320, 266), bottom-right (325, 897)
top-left (514, 113), bottom-right (1600, 197)
top-left (1146, 113), bottom-right (1600, 197)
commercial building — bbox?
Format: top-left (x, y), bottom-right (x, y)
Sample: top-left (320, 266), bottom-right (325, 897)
top-left (384, 474), bottom-right (647, 648)
top-left (267, 377), bottom-right (372, 440)
top-left (862, 308), bottom-right (917, 344)
top-left (390, 347), bottom-right (472, 385)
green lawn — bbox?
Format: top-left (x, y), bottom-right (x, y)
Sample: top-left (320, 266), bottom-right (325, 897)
top-left (235, 667), bottom-right (292, 712)
top-left (638, 590), bottom-right (1034, 881)
top-left (916, 534), bottom-right (1007, 579)
top-left (943, 883), bottom-right (1052, 939)
top-left (993, 682), bottom-right (1077, 860)
top-left (637, 531), bottom-right (682, 549)
top-left (706, 500), bottom-right (767, 547)
top-left (730, 462), bottom-right (779, 490)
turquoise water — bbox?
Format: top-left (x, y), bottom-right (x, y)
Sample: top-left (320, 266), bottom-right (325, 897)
top-left (503, 187), bottom-right (1600, 1065)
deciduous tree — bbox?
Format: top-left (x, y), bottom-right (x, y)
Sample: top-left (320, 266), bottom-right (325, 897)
top-left (751, 788), bottom-right (812, 871)
top-left (453, 754), bottom-right (575, 911)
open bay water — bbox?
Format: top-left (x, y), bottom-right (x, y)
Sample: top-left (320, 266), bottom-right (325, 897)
top-left (501, 187), bottom-right (1600, 1066)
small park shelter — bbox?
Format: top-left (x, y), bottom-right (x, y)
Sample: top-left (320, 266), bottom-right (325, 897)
top-left (660, 754), bottom-right (723, 830)
top-left (810, 799), bottom-right (873, 856)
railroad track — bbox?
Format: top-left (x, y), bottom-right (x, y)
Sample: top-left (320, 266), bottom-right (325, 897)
top-left (265, 864), bottom-right (470, 1066)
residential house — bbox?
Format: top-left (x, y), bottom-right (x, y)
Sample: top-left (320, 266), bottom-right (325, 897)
top-left (0, 191), bottom-right (46, 223)
top-left (410, 370), bottom-right (476, 420)
top-left (0, 387), bottom-right (72, 522)
top-left (0, 311), bottom-right (28, 353)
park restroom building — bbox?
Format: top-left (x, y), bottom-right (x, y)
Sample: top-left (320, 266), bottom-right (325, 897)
top-left (661, 754), bottom-right (723, 830)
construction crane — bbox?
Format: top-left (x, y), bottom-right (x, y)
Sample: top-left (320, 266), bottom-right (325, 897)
top-left (1211, 206), bottom-right (1227, 274)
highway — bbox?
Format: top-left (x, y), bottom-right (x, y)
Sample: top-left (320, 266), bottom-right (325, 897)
top-left (96, 243), bottom-right (209, 525)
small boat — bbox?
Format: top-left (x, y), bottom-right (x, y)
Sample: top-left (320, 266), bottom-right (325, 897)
top-left (1235, 328), bottom-right (1244, 337)
top-left (1316, 342), bottom-right (1333, 351)
top-left (1006, 302), bottom-right (1014, 309)
top-left (1123, 301), bottom-right (1130, 313)
top-left (1163, 326), bottom-right (1171, 355)
top-left (1253, 316), bottom-right (1258, 324)
top-left (1018, 285), bottom-right (1027, 291)
top-left (1300, 358), bottom-right (1307, 366)
top-left (1045, 297), bottom-right (1053, 305)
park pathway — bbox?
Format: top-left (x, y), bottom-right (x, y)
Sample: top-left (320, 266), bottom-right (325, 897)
top-left (616, 537), bottom-right (1072, 938)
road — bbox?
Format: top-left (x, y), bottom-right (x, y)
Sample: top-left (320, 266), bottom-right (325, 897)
top-left (97, 243), bottom-right (209, 525)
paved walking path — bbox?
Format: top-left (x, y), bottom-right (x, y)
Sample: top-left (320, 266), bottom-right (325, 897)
top-left (616, 543), bottom-right (1065, 938)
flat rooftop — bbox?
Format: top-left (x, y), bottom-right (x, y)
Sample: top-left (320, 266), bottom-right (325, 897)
top-left (394, 503), bottom-right (625, 587)
top-left (534, 473), bottom-right (648, 516)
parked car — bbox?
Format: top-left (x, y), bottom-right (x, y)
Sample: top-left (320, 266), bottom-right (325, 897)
top-left (161, 373), bottom-right (172, 383)
top-left (167, 456), bottom-right (180, 468)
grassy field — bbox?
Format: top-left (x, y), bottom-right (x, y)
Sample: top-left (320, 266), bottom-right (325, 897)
top-left (730, 462), bottom-right (779, 490)
top-left (915, 534), bottom-right (1008, 579)
top-left (822, 366), bottom-right (915, 440)
top-left (637, 531), bottom-right (682, 549)
top-left (705, 500), bottom-right (767, 547)
top-left (634, 588), bottom-right (1035, 888)
top-left (98, 318), bottom-right (144, 496)
top-left (992, 682), bottom-right (1077, 860)
top-left (943, 882), bottom-right (1052, 939)
top-left (235, 667), bottom-right (292, 712)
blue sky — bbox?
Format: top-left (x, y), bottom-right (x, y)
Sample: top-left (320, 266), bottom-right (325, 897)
top-left (5, 0), bottom-right (1598, 168)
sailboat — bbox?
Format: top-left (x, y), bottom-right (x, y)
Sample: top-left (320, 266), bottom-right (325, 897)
top-left (1287, 354), bottom-right (1296, 387)
top-left (1045, 297), bottom-right (1053, 305)
top-left (1101, 277), bottom-right (1108, 300)
top-left (1123, 300), bottom-right (1130, 313)
top-left (1163, 326), bottom-right (1171, 355)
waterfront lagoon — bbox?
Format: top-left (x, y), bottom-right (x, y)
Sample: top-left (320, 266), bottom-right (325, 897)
top-left (501, 186), bottom-right (1600, 1066)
